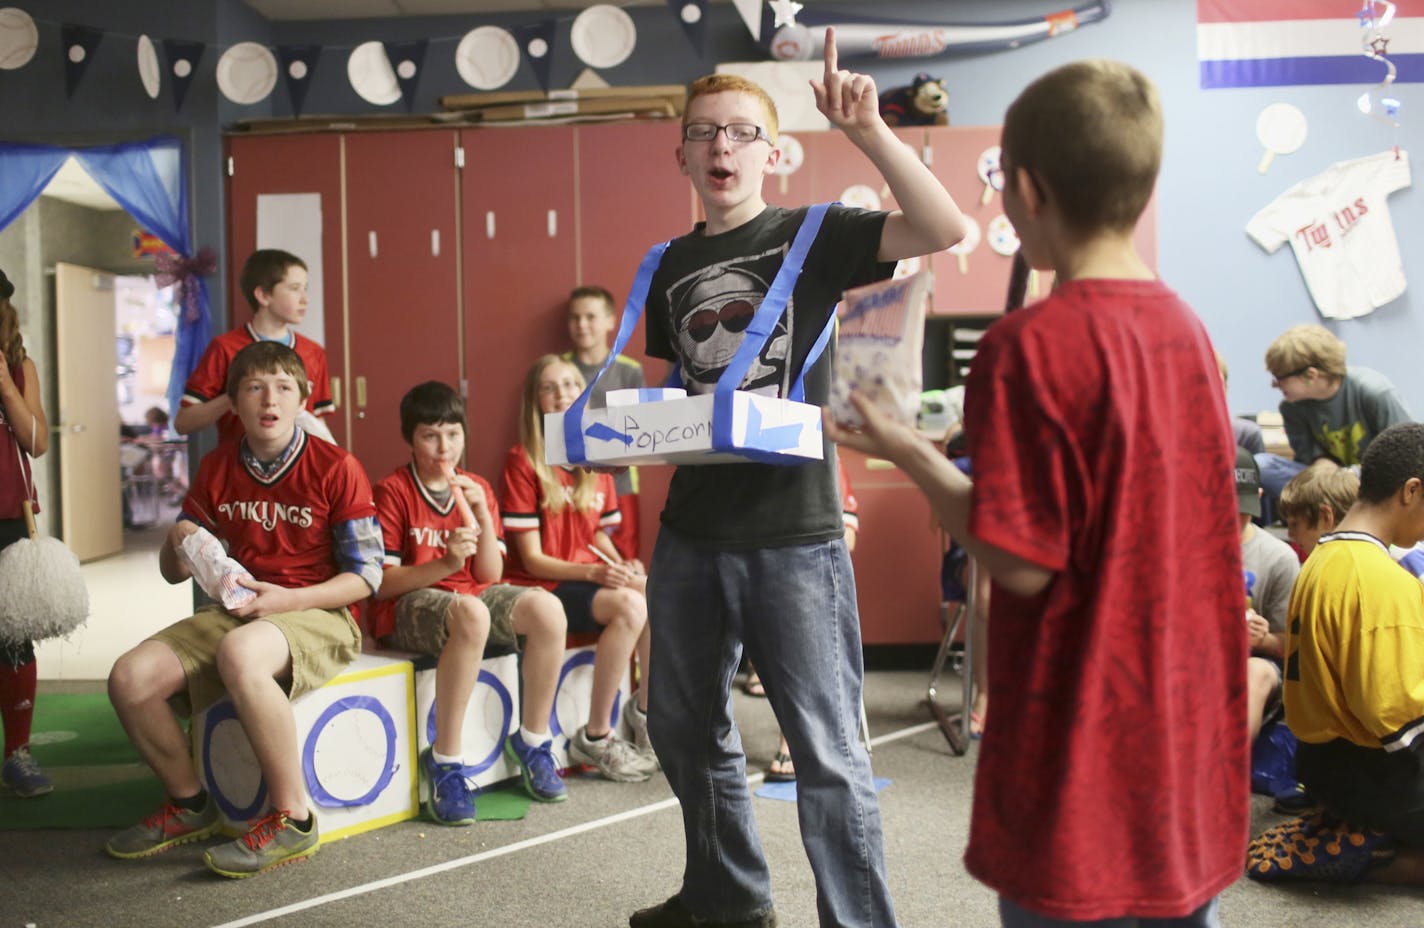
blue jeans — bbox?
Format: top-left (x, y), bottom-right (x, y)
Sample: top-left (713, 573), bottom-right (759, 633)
top-left (646, 526), bottom-right (896, 928)
top-left (999, 897), bottom-right (1221, 928)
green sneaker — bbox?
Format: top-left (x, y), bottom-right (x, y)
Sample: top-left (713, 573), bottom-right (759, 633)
top-left (106, 798), bottom-right (222, 859)
top-left (203, 810), bottom-right (319, 878)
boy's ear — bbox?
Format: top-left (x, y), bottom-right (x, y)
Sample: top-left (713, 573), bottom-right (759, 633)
top-left (1318, 503), bottom-right (1336, 530)
top-left (761, 141), bottom-right (781, 177)
top-left (1013, 166), bottom-right (1046, 217)
top-left (252, 285), bottom-right (271, 309)
top-left (676, 143), bottom-right (689, 176)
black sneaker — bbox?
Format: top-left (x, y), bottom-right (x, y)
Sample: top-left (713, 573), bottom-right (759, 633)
top-left (630, 895), bottom-right (777, 928)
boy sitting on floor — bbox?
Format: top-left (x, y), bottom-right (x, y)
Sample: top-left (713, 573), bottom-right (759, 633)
top-left (1251, 422), bottom-right (1424, 884)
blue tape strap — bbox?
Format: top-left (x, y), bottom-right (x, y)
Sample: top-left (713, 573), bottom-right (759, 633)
top-left (713, 203), bottom-right (830, 452)
top-left (789, 313), bottom-right (836, 403)
top-left (564, 240), bottom-right (671, 464)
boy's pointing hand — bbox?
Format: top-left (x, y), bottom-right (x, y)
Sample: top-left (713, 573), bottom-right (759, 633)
top-left (810, 27), bottom-right (882, 135)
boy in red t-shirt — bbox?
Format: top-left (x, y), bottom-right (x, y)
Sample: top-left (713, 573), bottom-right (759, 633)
top-left (106, 342), bottom-right (382, 879)
top-left (372, 381), bottom-right (569, 822)
top-left (829, 60), bottom-right (1247, 925)
top-left (176, 249), bottom-right (334, 442)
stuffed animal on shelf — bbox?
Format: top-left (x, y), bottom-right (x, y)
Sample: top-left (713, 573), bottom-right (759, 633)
top-left (878, 73), bottom-right (949, 126)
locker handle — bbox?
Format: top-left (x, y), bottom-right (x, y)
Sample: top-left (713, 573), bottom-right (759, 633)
top-left (486, 211), bottom-right (496, 239)
top-left (547, 209), bottom-right (557, 238)
top-left (355, 376), bottom-right (367, 408)
top-left (431, 228), bottom-right (441, 256)
top-left (330, 376), bottom-right (341, 410)
top-left (368, 231), bottom-right (378, 258)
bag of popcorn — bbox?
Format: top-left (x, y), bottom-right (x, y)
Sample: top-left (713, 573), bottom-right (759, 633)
top-left (830, 270), bottom-right (930, 429)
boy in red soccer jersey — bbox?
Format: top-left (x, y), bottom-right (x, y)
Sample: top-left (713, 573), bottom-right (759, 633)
top-left (106, 341), bottom-right (383, 879)
top-left (372, 381), bottom-right (569, 823)
top-left (828, 60), bottom-right (1247, 926)
top-left (176, 249), bottom-right (334, 442)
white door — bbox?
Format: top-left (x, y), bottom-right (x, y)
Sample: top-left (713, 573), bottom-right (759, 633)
top-left (54, 262), bottom-right (122, 562)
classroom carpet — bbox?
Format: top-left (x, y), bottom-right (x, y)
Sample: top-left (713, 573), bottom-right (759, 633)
top-left (0, 693), bottom-right (531, 829)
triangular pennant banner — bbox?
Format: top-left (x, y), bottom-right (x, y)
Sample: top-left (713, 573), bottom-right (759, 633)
top-left (666, 0), bottom-right (708, 56)
top-left (163, 38), bottom-right (206, 113)
top-left (732, 0), bottom-right (763, 42)
top-left (512, 20), bottom-right (556, 93)
top-left (276, 44), bottom-right (321, 117)
top-left (381, 39), bottom-right (427, 113)
top-left (60, 23), bottom-right (103, 99)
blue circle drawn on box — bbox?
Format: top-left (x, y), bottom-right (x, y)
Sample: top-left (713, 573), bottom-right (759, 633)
top-left (425, 668), bottom-right (513, 773)
top-left (202, 701), bottom-right (268, 821)
top-left (301, 695), bottom-right (398, 808)
top-left (549, 650), bottom-right (621, 743)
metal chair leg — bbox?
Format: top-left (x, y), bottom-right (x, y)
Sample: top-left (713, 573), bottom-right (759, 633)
top-left (924, 557), bottom-right (977, 756)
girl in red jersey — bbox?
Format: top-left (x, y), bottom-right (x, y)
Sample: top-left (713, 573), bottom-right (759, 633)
top-left (501, 355), bottom-right (654, 782)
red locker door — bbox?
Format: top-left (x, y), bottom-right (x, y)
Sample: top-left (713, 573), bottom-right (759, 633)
top-left (224, 134), bottom-right (348, 446)
top-left (344, 131), bottom-right (462, 482)
top-left (459, 125), bottom-right (579, 485)
top-left (575, 121), bottom-right (697, 561)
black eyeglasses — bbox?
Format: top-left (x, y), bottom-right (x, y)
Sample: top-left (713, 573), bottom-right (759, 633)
top-left (1271, 366), bottom-right (1314, 388)
top-left (682, 122), bottom-right (770, 144)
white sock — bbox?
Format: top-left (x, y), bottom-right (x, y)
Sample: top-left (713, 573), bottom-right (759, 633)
top-left (432, 748), bottom-right (462, 766)
top-left (519, 725), bottom-right (549, 747)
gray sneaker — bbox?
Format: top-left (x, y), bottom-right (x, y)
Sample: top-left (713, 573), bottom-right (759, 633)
top-left (623, 700), bottom-right (660, 771)
top-left (203, 809), bottom-right (319, 878)
top-left (569, 726), bottom-right (652, 782)
top-left (106, 798), bottom-right (222, 859)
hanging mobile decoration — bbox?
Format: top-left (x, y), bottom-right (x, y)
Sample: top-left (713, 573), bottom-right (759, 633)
top-left (1356, 1), bottom-right (1402, 129)
top-left (770, 0), bottom-right (805, 29)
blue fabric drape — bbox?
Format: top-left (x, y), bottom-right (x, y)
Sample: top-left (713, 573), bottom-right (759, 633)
top-left (0, 137), bottom-right (210, 422)
top-left (0, 145), bottom-right (70, 231)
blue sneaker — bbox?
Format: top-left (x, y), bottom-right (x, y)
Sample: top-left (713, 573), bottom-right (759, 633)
top-left (504, 732), bottom-right (568, 802)
top-left (420, 748), bottom-right (477, 825)
top-left (1247, 811), bottom-right (1395, 883)
top-left (2, 747), bottom-right (53, 798)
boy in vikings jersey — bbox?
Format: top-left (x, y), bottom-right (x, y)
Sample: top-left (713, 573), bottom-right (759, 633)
top-left (372, 381), bottom-right (570, 822)
top-left (106, 342), bottom-right (382, 879)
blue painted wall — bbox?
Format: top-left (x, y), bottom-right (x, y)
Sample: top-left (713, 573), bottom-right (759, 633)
top-left (2, 0), bottom-right (1419, 418)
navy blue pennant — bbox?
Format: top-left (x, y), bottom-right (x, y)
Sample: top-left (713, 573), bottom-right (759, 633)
top-left (665, 0), bottom-right (708, 57)
top-left (275, 44), bottom-right (322, 117)
top-left (512, 19), bottom-right (556, 92)
top-left (60, 24), bottom-right (103, 99)
top-left (382, 39), bottom-right (428, 112)
top-left (163, 38), bottom-right (206, 113)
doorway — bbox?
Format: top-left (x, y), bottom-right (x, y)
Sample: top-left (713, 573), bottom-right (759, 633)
top-left (0, 157), bottom-right (195, 680)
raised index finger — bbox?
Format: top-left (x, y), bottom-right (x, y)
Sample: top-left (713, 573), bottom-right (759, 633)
top-left (823, 26), bottom-right (838, 78)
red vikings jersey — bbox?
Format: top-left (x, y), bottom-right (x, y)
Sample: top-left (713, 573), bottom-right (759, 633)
top-left (182, 324), bottom-right (334, 443)
top-left (499, 445), bottom-right (619, 590)
top-left (181, 430), bottom-right (375, 591)
top-left (369, 463), bottom-right (505, 639)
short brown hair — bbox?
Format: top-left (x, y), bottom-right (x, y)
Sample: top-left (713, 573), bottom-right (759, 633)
top-left (1278, 459), bottom-right (1358, 527)
top-left (1001, 60), bottom-right (1162, 235)
top-left (684, 74), bottom-right (779, 142)
top-left (569, 285), bottom-right (616, 316)
top-left (239, 249), bottom-right (306, 313)
top-left (1264, 324), bottom-right (1346, 381)
top-left (226, 341), bottom-right (310, 404)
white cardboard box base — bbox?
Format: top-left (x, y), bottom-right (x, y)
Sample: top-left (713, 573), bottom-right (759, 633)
top-left (545, 391), bottom-right (823, 467)
top-left (193, 653), bottom-right (418, 841)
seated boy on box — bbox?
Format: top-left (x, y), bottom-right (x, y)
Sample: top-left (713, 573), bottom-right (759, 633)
top-left (106, 341), bottom-right (383, 879)
top-left (372, 381), bottom-right (570, 823)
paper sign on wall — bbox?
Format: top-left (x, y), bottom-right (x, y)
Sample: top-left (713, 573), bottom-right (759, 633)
top-left (256, 193), bottom-right (324, 344)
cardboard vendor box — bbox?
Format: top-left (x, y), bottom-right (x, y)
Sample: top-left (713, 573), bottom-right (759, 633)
top-left (545, 388), bottom-right (824, 467)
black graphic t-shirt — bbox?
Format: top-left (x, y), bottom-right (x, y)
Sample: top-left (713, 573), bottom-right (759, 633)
top-left (645, 204), bottom-right (891, 548)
